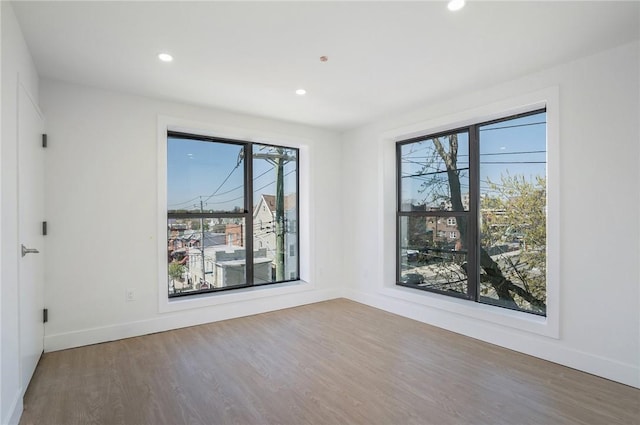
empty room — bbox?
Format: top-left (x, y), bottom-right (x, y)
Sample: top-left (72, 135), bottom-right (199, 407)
top-left (2, 1), bottom-right (639, 424)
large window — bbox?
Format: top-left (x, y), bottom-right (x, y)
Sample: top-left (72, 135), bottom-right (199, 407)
top-left (397, 109), bottom-right (547, 315)
top-left (167, 132), bottom-right (299, 297)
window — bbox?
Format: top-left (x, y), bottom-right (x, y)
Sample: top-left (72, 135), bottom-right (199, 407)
top-left (167, 132), bottom-right (299, 297)
top-left (397, 109), bottom-right (547, 316)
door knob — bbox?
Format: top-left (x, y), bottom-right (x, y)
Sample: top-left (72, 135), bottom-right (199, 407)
top-left (21, 244), bottom-right (40, 257)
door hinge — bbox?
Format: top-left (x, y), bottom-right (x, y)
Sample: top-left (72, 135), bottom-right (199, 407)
top-left (42, 134), bottom-right (47, 148)
top-left (42, 221), bottom-right (47, 236)
top-left (43, 308), bottom-right (48, 323)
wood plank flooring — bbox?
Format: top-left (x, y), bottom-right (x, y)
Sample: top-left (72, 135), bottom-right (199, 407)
top-left (20, 299), bottom-right (639, 425)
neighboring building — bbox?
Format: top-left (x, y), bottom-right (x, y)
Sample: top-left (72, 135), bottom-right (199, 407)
top-left (426, 217), bottom-right (459, 245)
top-left (168, 219), bottom-right (274, 293)
top-left (169, 192), bottom-right (299, 292)
top-left (225, 223), bottom-right (244, 247)
top-left (400, 196), bottom-right (469, 247)
top-left (253, 194), bottom-right (298, 280)
top-left (212, 248), bottom-right (272, 287)
top-left (440, 192), bottom-right (470, 211)
top-left (184, 245), bottom-right (272, 290)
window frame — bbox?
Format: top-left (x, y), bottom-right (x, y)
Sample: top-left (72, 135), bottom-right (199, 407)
top-left (396, 108), bottom-right (547, 316)
top-left (166, 131), bottom-right (300, 298)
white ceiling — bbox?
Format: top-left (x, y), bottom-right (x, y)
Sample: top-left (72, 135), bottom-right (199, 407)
top-left (11, 1), bottom-right (640, 131)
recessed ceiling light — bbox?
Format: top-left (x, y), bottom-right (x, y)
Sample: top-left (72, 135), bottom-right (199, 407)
top-left (295, 89), bottom-right (307, 95)
top-left (158, 53), bottom-right (173, 62)
top-left (447, 0), bottom-right (465, 11)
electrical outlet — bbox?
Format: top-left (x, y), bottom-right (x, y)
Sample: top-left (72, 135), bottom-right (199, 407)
top-left (126, 288), bottom-right (136, 301)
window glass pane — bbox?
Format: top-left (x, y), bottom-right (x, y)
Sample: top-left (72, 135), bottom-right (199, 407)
top-left (253, 145), bottom-right (298, 283)
top-left (399, 215), bottom-right (468, 295)
top-left (168, 137), bottom-right (245, 213)
top-left (400, 132), bottom-right (469, 212)
top-left (168, 217), bottom-right (247, 296)
top-left (479, 111), bottom-right (547, 315)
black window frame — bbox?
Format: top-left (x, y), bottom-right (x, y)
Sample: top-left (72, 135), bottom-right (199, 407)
top-left (396, 108), bottom-right (547, 315)
top-left (167, 131), bottom-right (300, 298)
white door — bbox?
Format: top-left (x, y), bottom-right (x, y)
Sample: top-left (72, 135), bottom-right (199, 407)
top-left (18, 81), bottom-right (45, 391)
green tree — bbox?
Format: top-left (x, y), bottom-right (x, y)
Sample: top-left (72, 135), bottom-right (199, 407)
top-left (168, 262), bottom-right (186, 282)
top-left (426, 135), bottom-right (546, 313)
top-left (190, 219), bottom-right (210, 232)
top-left (481, 174), bottom-right (546, 304)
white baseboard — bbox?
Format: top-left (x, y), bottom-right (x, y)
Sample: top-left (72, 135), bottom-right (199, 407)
top-left (45, 288), bottom-right (341, 352)
top-left (4, 391), bottom-right (23, 425)
top-left (343, 288), bottom-right (640, 389)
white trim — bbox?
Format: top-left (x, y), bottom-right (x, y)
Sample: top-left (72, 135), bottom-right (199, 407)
top-left (45, 288), bottom-right (340, 353)
top-left (344, 288), bottom-right (639, 389)
top-left (379, 86), bottom-right (560, 338)
top-left (156, 115), bottom-right (312, 314)
top-left (160, 280), bottom-right (316, 313)
top-left (4, 391), bottom-right (23, 425)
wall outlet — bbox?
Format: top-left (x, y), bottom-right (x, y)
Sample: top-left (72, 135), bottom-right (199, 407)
top-left (126, 288), bottom-right (136, 301)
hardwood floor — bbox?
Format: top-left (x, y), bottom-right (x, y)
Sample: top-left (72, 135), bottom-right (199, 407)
top-left (20, 299), bottom-right (639, 425)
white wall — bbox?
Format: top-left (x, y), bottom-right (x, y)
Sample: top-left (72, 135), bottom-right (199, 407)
top-left (1, 2), bottom-right (40, 424)
top-left (40, 80), bottom-right (343, 351)
top-left (341, 41), bottom-right (640, 388)
top-left (0, 3), bottom-right (3, 421)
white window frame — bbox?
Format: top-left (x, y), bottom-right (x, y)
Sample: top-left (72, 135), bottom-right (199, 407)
top-left (157, 115), bottom-right (313, 314)
top-left (378, 87), bottom-right (560, 338)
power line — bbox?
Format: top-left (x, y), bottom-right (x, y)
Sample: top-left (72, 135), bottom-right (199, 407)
top-left (209, 167), bottom-right (273, 197)
top-left (399, 121), bottom-right (546, 158)
top-left (402, 167), bottom-right (470, 178)
top-left (202, 163), bottom-right (241, 203)
top-left (480, 161), bottom-right (546, 164)
top-left (199, 169), bottom-right (296, 206)
top-left (481, 150), bottom-right (546, 157)
top-left (169, 163), bottom-right (290, 207)
top-left (169, 162), bottom-right (241, 207)
top-left (479, 121), bottom-right (546, 132)
top-left (168, 195), bottom-right (202, 208)
top-left (402, 159), bottom-right (545, 180)
top-left (402, 150), bottom-right (546, 161)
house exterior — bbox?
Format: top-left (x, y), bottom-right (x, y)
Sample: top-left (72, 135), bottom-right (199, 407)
top-left (225, 223), bottom-right (244, 247)
top-left (426, 216), bottom-right (460, 246)
top-left (253, 194), bottom-right (298, 280)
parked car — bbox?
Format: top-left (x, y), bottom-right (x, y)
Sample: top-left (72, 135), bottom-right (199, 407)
top-left (400, 273), bottom-right (425, 285)
top-left (406, 249), bottom-right (419, 262)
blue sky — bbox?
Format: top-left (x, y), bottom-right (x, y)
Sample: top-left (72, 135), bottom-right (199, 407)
top-left (401, 111), bottom-right (546, 207)
top-left (479, 111), bottom-right (546, 196)
top-left (167, 138), bottom-right (297, 212)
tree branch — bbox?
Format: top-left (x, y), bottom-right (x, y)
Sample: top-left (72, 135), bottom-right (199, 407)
top-left (433, 135), bottom-right (547, 312)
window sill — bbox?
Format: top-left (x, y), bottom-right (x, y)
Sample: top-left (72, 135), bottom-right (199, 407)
top-left (379, 284), bottom-right (559, 339)
top-left (159, 280), bottom-right (314, 314)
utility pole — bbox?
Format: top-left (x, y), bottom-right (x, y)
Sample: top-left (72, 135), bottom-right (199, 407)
top-left (200, 197), bottom-right (206, 288)
top-left (254, 147), bottom-right (295, 281)
top-left (274, 151), bottom-right (285, 281)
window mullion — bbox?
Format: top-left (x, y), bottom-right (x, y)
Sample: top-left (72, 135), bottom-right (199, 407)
top-left (468, 124), bottom-right (480, 301)
top-left (246, 143), bottom-right (254, 285)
